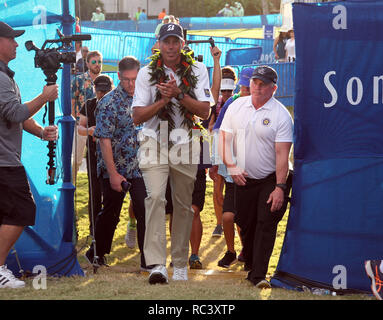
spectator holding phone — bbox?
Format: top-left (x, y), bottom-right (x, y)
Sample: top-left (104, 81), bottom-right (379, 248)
top-left (85, 56), bottom-right (149, 272)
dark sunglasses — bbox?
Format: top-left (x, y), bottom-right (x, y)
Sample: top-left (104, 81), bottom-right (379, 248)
top-left (90, 60), bottom-right (102, 65)
top-left (221, 90), bottom-right (233, 93)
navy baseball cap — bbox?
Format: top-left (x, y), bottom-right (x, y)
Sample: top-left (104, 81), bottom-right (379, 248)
top-left (158, 23), bottom-right (184, 41)
top-left (94, 75), bottom-right (113, 92)
top-left (0, 21), bottom-right (25, 38)
top-left (251, 66), bottom-right (278, 84)
top-left (237, 68), bottom-right (254, 87)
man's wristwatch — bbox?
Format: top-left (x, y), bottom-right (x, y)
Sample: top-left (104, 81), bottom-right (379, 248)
top-left (176, 92), bottom-right (185, 101)
top-left (276, 183), bottom-right (287, 191)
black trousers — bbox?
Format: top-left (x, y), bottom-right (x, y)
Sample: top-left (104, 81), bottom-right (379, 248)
top-left (85, 141), bottom-right (102, 236)
top-left (92, 176), bottom-right (148, 268)
top-left (234, 173), bottom-right (290, 284)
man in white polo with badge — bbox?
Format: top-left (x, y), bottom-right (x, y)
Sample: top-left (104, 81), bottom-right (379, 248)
top-left (132, 23), bottom-right (212, 284)
top-left (219, 65), bottom-right (293, 289)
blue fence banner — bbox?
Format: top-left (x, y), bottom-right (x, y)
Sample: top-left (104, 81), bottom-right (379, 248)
top-left (82, 14), bottom-right (282, 33)
top-left (263, 25), bottom-right (274, 39)
top-left (103, 62), bottom-right (295, 108)
top-left (225, 46), bottom-right (263, 65)
top-left (81, 26), bottom-right (276, 68)
top-left (272, 0), bottom-right (383, 293)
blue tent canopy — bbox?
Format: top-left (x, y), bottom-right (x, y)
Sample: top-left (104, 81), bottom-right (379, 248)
top-left (1, 0), bottom-right (83, 277)
top-left (271, 0), bottom-right (383, 293)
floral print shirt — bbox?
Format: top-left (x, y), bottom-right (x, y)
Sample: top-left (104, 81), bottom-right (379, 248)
top-left (94, 83), bottom-right (141, 179)
top-left (71, 71), bottom-right (95, 117)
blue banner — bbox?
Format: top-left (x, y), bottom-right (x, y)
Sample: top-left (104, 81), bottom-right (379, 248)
top-left (263, 25), bottom-right (274, 39)
top-left (273, 0), bottom-right (383, 292)
top-left (294, 1), bottom-right (383, 161)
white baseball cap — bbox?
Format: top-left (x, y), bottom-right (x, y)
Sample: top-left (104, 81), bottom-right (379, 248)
top-left (220, 78), bottom-right (235, 90)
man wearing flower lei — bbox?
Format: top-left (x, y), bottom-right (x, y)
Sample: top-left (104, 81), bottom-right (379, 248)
top-left (132, 23), bottom-right (213, 284)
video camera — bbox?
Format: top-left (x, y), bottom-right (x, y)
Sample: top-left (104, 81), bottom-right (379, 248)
top-left (25, 29), bottom-right (91, 185)
top-left (183, 28), bottom-right (216, 63)
top-left (25, 29), bottom-right (91, 74)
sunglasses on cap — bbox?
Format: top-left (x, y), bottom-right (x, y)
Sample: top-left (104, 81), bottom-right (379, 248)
top-left (90, 60), bottom-right (102, 65)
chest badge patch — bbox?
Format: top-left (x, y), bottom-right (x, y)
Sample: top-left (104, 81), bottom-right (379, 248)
top-left (262, 118), bottom-right (271, 126)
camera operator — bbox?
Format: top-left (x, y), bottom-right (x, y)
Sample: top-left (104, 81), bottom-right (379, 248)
top-left (0, 21), bottom-right (58, 288)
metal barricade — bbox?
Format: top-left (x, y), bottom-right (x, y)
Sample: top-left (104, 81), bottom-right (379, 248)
top-left (229, 62), bottom-right (296, 106)
top-left (122, 34), bottom-right (156, 64)
top-left (81, 26), bottom-right (278, 69)
top-left (102, 62), bottom-right (295, 107)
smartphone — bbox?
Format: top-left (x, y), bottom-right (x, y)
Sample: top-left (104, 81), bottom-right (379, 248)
top-left (121, 180), bottom-right (131, 193)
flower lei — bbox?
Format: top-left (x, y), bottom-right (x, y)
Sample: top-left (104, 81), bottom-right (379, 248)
top-left (148, 49), bottom-right (203, 136)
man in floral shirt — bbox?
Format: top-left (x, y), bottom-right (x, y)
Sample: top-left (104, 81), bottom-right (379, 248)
top-left (85, 56), bottom-right (149, 271)
top-left (71, 50), bottom-right (102, 182)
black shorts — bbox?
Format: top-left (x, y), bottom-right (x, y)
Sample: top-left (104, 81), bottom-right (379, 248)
top-left (165, 169), bottom-right (207, 214)
top-left (192, 168), bottom-right (207, 212)
top-left (223, 181), bottom-right (236, 214)
top-left (0, 166), bottom-right (36, 226)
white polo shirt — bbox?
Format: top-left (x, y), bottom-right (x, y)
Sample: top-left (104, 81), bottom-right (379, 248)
top-left (220, 95), bottom-right (293, 179)
top-left (132, 61), bottom-right (214, 144)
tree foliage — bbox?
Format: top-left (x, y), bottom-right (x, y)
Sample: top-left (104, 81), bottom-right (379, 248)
top-left (169, 0), bottom-right (280, 18)
top-left (75, 0), bottom-right (280, 21)
top-left (75, 0), bottom-right (280, 22)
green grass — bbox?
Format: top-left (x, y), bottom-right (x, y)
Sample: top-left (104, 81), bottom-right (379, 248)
top-left (0, 173), bottom-right (373, 300)
top-left (102, 64), bottom-right (118, 72)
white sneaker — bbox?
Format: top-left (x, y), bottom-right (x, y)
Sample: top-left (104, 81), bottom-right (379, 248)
top-left (255, 279), bottom-right (271, 289)
top-left (125, 224), bottom-right (137, 249)
top-left (148, 265), bottom-right (168, 284)
top-left (0, 265), bottom-right (25, 289)
top-left (172, 266), bottom-right (188, 281)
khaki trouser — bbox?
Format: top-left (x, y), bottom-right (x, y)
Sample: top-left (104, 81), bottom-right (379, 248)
top-left (139, 137), bottom-right (199, 268)
top-left (71, 130), bottom-right (87, 182)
